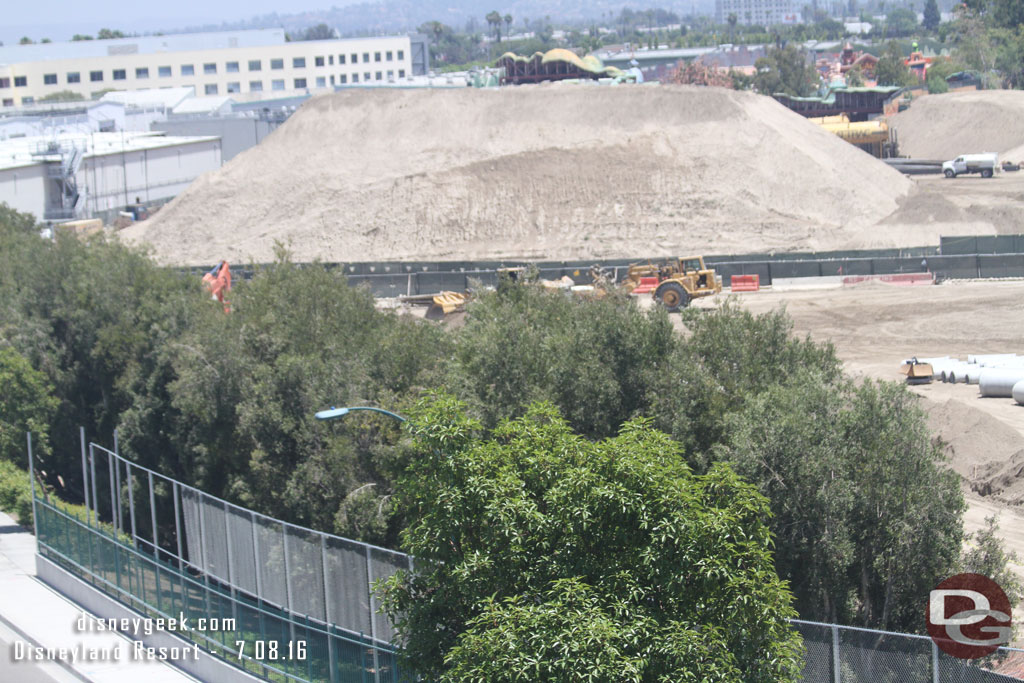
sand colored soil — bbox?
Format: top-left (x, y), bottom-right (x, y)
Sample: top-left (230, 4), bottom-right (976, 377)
top-left (890, 90), bottom-right (1024, 160)
top-left (123, 85), bottom-right (916, 266)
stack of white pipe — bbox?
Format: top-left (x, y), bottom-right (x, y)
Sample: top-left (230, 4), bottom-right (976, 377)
top-left (979, 368), bottom-right (1024, 397)
top-left (1014, 380), bottom-right (1024, 405)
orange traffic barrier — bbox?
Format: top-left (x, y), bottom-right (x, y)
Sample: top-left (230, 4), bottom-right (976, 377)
top-left (630, 276), bottom-right (661, 294)
top-left (730, 274), bottom-right (760, 292)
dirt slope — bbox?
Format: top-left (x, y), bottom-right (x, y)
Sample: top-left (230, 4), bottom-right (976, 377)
top-left (890, 90), bottom-right (1024, 160)
top-left (123, 84), bottom-right (914, 265)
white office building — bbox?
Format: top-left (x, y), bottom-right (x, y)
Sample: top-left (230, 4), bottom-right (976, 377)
top-left (0, 29), bottom-right (423, 109)
top-left (715, 0), bottom-right (800, 25)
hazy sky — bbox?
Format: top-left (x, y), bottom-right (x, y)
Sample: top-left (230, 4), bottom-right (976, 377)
top-left (2, 1), bottom-right (364, 45)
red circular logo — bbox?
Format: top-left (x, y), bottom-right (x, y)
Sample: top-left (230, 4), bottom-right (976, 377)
top-left (927, 573), bottom-right (1012, 659)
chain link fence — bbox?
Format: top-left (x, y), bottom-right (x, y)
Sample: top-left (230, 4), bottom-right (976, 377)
top-left (793, 619), bottom-right (1024, 682)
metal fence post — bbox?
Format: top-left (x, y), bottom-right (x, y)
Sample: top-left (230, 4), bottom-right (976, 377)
top-left (89, 443), bottom-right (98, 527)
top-left (113, 433), bottom-right (122, 534)
top-left (148, 472), bottom-right (158, 556)
top-left (283, 523), bottom-right (297, 645)
top-left (832, 623), bottom-right (841, 683)
top-left (366, 545), bottom-right (379, 682)
top-left (931, 640), bottom-right (940, 683)
top-left (321, 536), bottom-right (338, 683)
top-left (126, 464), bottom-right (137, 543)
top-left (27, 433), bottom-right (37, 530)
top-left (223, 502), bottom-right (238, 626)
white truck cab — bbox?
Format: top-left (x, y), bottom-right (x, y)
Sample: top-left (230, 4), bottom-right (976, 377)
top-left (943, 153), bottom-right (999, 178)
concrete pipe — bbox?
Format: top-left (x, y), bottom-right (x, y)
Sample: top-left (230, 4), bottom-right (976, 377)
top-left (966, 367), bottom-right (984, 385)
top-left (969, 353), bottom-right (1017, 365)
top-left (1014, 379), bottom-right (1024, 406)
top-left (947, 363), bottom-right (972, 383)
top-left (979, 369), bottom-right (1024, 397)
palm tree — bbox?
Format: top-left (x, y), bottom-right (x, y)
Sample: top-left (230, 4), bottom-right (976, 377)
top-left (486, 10), bottom-right (503, 42)
top-left (728, 13), bottom-right (738, 42)
top-left (504, 14), bottom-right (513, 39)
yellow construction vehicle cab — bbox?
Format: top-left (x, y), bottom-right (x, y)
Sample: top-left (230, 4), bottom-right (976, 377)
top-left (623, 256), bottom-right (722, 312)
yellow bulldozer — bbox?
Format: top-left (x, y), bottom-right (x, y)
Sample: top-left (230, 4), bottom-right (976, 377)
top-left (622, 256), bottom-right (722, 311)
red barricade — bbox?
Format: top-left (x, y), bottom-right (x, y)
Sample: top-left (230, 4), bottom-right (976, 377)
top-left (730, 274), bottom-right (760, 292)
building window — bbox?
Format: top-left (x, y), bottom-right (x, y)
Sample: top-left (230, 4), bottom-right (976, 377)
top-left (340, 74), bottom-right (347, 84)
top-left (398, 69), bottom-right (405, 78)
top-left (294, 77), bottom-right (307, 89)
top-left (249, 80), bottom-right (263, 92)
top-left (227, 82), bottom-right (240, 93)
top-left (387, 70), bottom-right (393, 80)
top-left (330, 75), bottom-right (335, 85)
top-left (159, 66), bottom-right (171, 77)
top-left (271, 58), bottom-right (284, 70)
top-left (22, 96), bottom-right (34, 104)
top-left (44, 74), bottom-right (57, 85)
top-left (362, 53), bottom-right (369, 63)
top-left (386, 51), bottom-right (393, 61)
top-left (293, 57), bottom-right (306, 68)
top-left (351, 74), bottom-right (358, 83)
top-left (351, 53), bottom-right (358, 63)
top-left (374, 52), bottom-right (381, 62)
top-left (205, 84), bottom-right (218, 95)
top-left (329, 55), bottom-right (334, 65)
top-left (13, 76), bottom-right (27, 87)
top-left (0, 78), bottom-right (9, 88)
top-left (112, 69), bottom-right (126, 80)
top-left (181, 64), bottom-right (195, 75)
top-left (2, 98), bottom-right (13, 107)
top-left (226, 61), bottom-right (239, 72)
top-left (364, 72), bottom-right (371, 81)
top-left (249, 59), bottom-right (262, 71)
top-left (398, 50), bottom-right (404, 60)
top-left (315, 56), bottom-right (325, 67)
top-left (272, 79), bottom-right (285, 90)
top-left (67, 72), bottom-right (81, 83)
top-left (89, 71), bottom-right (103, 82)
top-left (136, 67), bottom-right (149, 79)
top-left (339, 54), bottom-right (346, 65)
top-left (204, 63), bottom-right (217, 74)
top-left (316, 76), bottom-right (326, 87)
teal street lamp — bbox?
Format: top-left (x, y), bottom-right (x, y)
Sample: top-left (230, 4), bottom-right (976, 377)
top-left (315, 406), bottom-right (407, 423)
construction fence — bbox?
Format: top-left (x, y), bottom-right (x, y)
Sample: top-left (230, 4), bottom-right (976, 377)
top-left (27, 433), bottom-right (1024, 683)
top-left (188, 235), bottom-right (1024, 298)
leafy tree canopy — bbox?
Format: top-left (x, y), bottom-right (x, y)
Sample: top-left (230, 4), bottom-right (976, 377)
top-left (382, 396), bottom-right (804, 682)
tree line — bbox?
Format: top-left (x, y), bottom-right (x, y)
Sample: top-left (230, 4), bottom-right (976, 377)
top-left (0, 203), bottom-right (1017, 679)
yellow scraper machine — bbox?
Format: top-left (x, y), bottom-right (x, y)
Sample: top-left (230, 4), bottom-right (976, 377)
top-left (899, 358), bottom-right (934, 385)
top-left (622, 256), bottom-right (722, 312)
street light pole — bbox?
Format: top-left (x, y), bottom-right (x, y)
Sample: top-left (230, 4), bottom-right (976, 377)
top-left (314, 406), bottom-right (407, 423)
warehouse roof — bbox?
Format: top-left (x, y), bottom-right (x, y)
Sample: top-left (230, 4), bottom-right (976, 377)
top-left (0, 131), bottom-right (219, 171)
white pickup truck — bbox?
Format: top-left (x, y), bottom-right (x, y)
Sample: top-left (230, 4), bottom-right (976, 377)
top-left (942, 153), bottom-right (999, 178)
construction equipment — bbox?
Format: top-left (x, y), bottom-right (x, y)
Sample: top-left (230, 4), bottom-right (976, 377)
top-left (201, 261), bottom-right (232, 313)
top-left (622, 256), bottom-right (722, 312)
top-left (899, 358), bottom-right (934, 385)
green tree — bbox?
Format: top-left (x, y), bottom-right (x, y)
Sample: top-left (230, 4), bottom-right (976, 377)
top-left (382, 397), bottom-right (804, 682)
top-left (96, 28), bottom-right (125, 40)
top-left (504, 13), bottom-right (513, 38)
top-left (923, 0), bottom-right (941, 31)
top-left (19, 37), bottom-right (33, 45)
top-left (886, 7), bottom-right (920, 37)
top-left (846, 64), bottom-right (866, 86)
top-left (992, 0), bottom-right (1024, 29)
top-left (717, 374), bottom-right (965, 631)
top-left (39, 90), bottom-right (85, 102)
top-left (71, 34), bottom-right (93, 41)
top-left (486, 10), bottom-right (503, 42)
top-left (299, 23), bottom-right (334, 41)
top-left (875, 41), bottom-right (917, 86)
top-left (0, 347), bottom-right (58, 466)
top-left (447, 280), bottom-right (675, 439)
top-left (754, 44), bottom-right (819, 96)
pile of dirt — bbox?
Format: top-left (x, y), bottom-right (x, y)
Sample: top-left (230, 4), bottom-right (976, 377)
top-left (925, 397), bottom-right (1024, 504)
top-left (890, 90), bottom-right (1024, 160)
top-left (123, 84), bottom-right (914, 266)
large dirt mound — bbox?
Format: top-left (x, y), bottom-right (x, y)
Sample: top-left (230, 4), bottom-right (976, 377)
top-left (124, 85), bottom-right (913, 265)
top-left (890, 90), bottom-right (1024, 160)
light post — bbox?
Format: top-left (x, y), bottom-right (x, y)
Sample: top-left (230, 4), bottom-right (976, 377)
top-left (314, 406), bottom-right (407, 423)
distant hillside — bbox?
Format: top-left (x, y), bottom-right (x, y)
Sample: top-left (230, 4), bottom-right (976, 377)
top-left (176, 0), bottom-right (717, 38)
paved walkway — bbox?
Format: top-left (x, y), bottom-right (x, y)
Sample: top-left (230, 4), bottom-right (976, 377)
top-left (0, 511), bottom-right (198, 683)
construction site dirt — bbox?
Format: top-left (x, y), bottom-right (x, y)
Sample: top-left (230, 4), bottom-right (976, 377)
top-left (680, 280), bottom-right (1024, 597)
